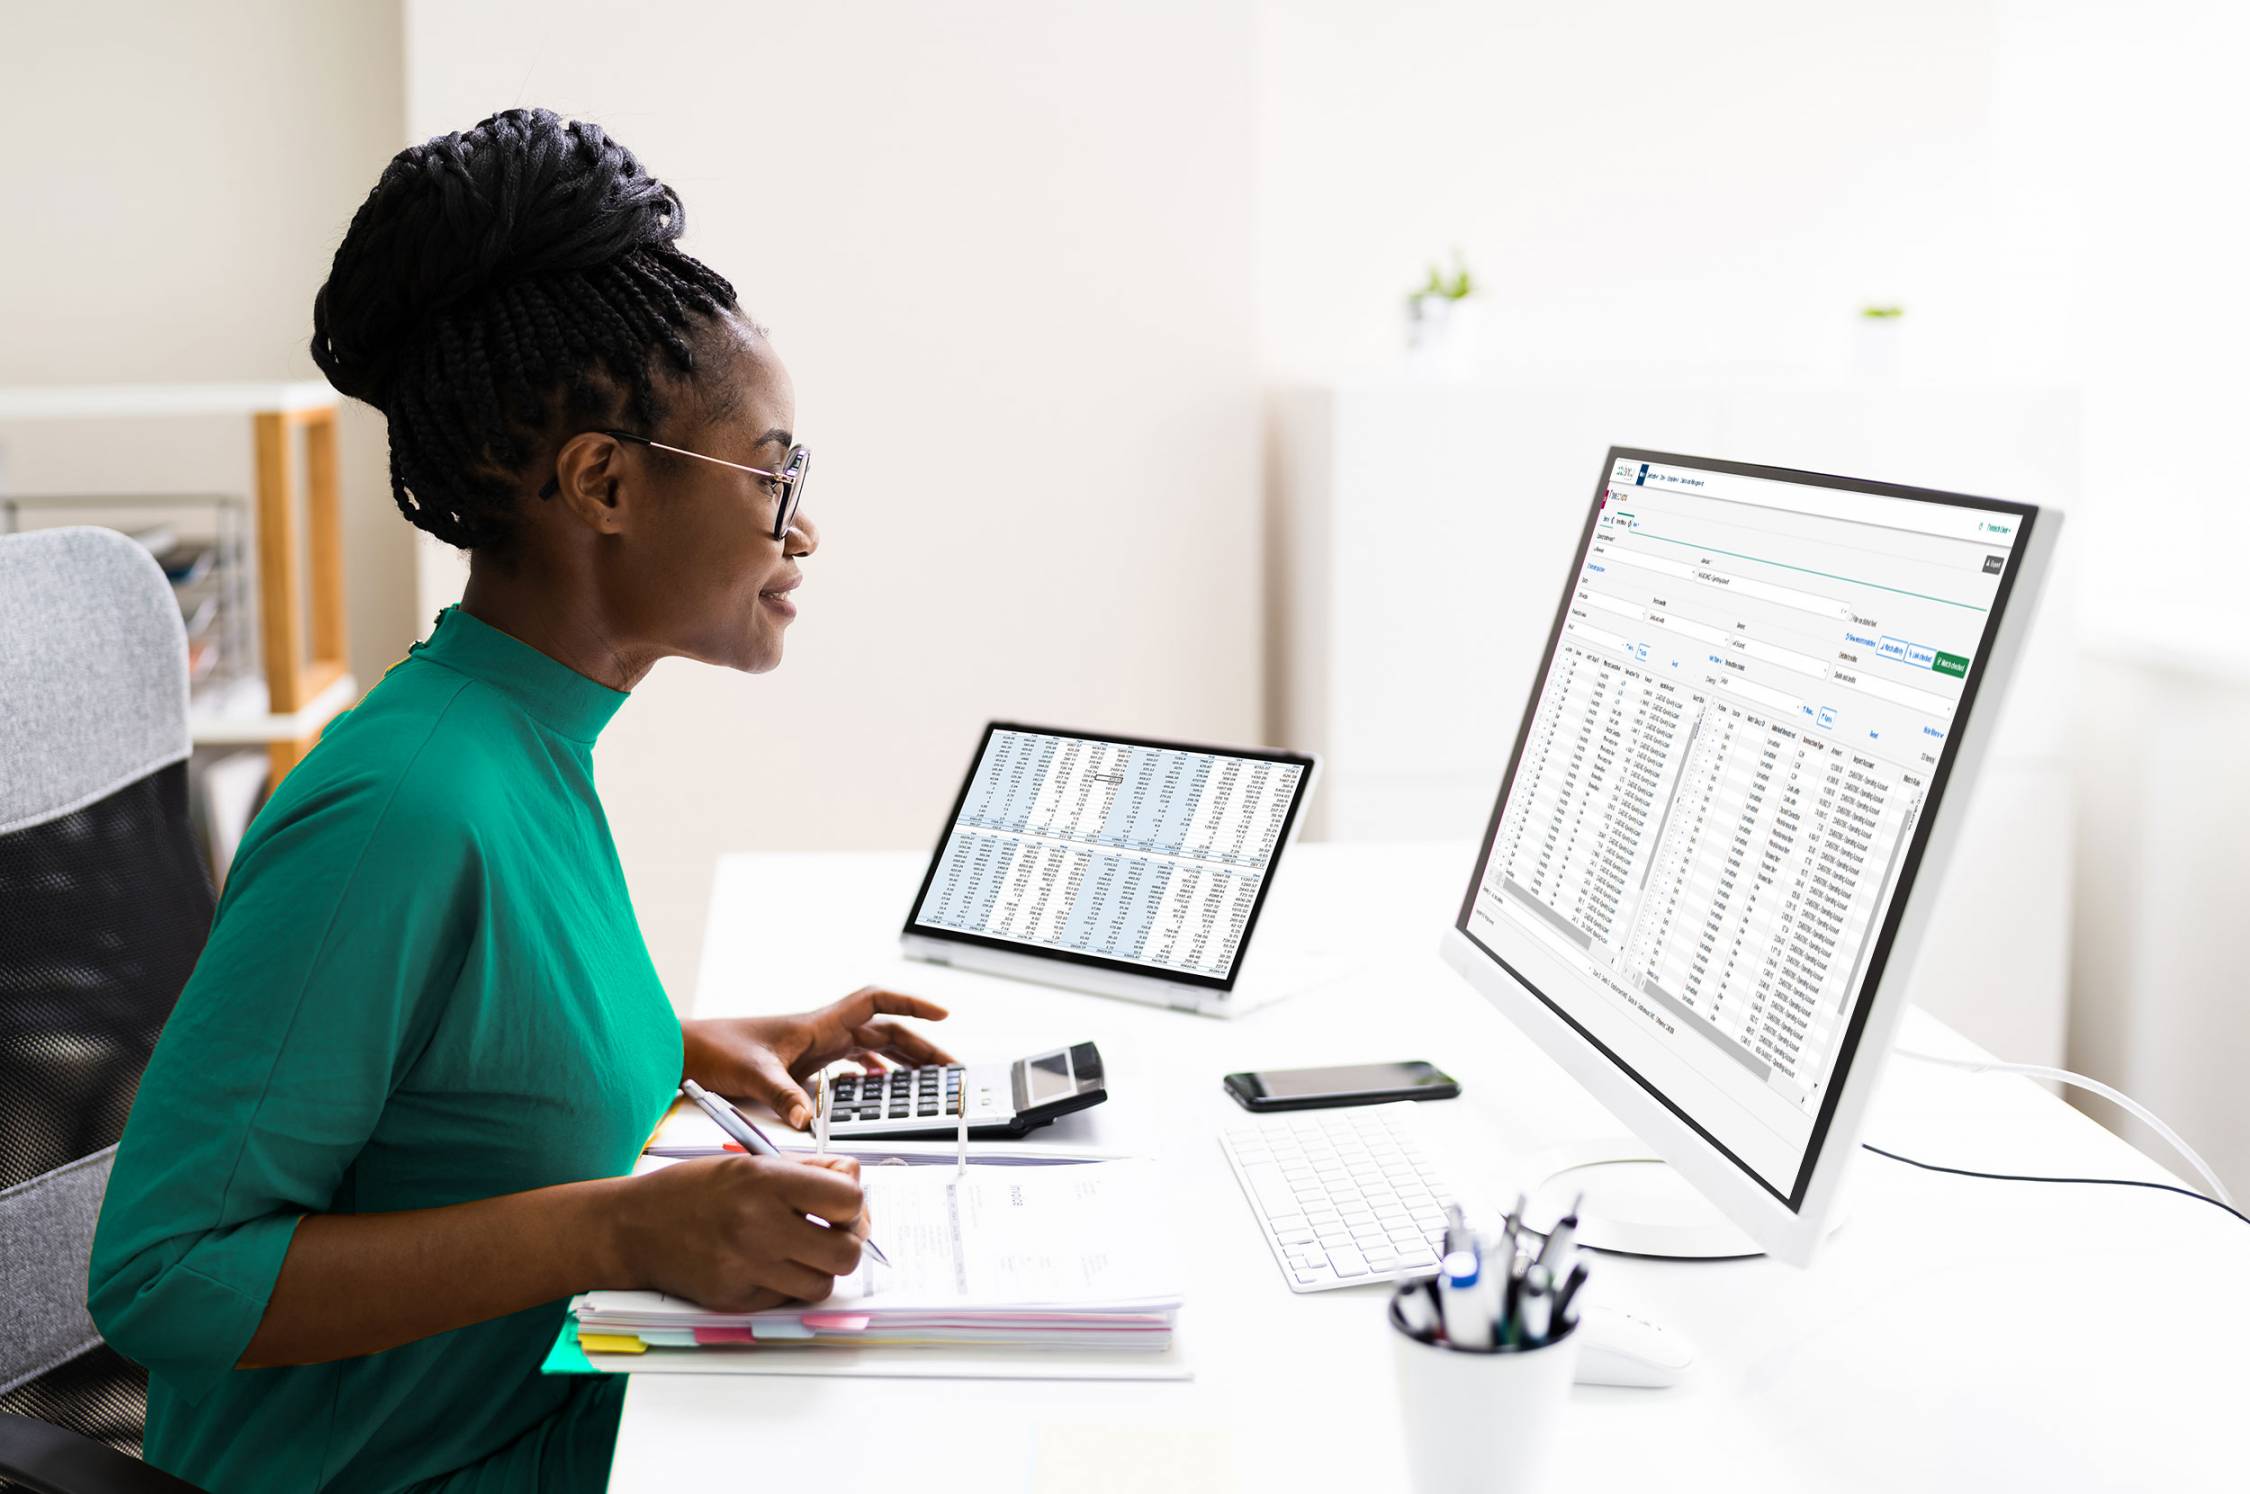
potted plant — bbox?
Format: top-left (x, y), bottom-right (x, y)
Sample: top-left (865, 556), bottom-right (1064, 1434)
top-left (1406, 250), bottom-right (1477, 350)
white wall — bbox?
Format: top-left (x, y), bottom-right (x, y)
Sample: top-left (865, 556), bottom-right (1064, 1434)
top-left (1255, 0), bottom-right (2009, 387)
top-left (0, 1), bottom-right (413, 692)
top-left (1995, 2), bottom-right (2250, 1197)
top-left (403, 0), bottom-right (1264, 1003)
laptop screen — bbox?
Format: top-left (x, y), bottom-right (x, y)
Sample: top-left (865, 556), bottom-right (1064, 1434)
top-left (904, 724), bottom-right (1315, 990)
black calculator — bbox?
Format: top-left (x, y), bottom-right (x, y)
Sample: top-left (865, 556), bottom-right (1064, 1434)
top-left (822, 1042), bottom-right (1108, 1140)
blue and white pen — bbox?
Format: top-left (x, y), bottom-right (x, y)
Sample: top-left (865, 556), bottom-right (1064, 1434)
top-left (1438, 1205), bottom-right (1492, 1349)
top-left (679, 1079), bottom-right (891, 1267)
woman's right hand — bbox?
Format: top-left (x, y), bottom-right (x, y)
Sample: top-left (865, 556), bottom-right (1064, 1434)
top-left (612, 1153), bottom-right (868, 1312)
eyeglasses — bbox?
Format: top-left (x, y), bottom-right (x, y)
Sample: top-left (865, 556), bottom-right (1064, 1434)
top-left (539, 429), bottom-right (812, 540)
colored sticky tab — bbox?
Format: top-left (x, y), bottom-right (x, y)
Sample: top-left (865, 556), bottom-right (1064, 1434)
top-left (695, 1326), bottom-right (763, 1344)
top-left (577, 1333), bottom-right (648, 1355)
top-left (800, 1312), bottom-right (872, 1332)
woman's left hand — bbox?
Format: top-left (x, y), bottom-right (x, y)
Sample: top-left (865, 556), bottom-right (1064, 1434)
top-left (683, 987), bottom-right (955, 1129)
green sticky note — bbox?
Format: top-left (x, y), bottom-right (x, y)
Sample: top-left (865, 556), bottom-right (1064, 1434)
top-left (541, 1323), bottom-right (597, 1376)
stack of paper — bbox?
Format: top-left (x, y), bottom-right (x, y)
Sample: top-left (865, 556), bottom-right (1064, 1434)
top-left (569, 1160), bottom-right (1183, 1361)
top-left (642, 1096), bottom-right (1123, 1166)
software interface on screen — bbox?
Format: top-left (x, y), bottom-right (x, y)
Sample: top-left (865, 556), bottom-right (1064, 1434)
top-left (913, 730), bottom-right (1308, 982)
top-left (1464, 456), bottom-right (2026, 1197)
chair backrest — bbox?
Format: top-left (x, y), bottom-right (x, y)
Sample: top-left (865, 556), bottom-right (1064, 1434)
top-left (0, 526), bottom-right (213, 1405)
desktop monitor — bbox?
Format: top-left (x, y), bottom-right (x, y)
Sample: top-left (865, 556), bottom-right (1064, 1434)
top-left (1438, 447), bottom-right (2057, 1265)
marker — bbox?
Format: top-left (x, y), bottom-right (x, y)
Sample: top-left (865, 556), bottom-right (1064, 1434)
top-left (1439, 1246), bottom-right (1493, 1350)
top-left (680, 1080), bottom-right (891, 1268)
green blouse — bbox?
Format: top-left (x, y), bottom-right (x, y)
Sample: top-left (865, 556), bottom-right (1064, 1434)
top-left (89, 605), bottom-right (684, 1493)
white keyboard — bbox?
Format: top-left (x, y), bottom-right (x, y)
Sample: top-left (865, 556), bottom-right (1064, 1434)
top-left (1220, 1103), bottom-right (1462, 1292)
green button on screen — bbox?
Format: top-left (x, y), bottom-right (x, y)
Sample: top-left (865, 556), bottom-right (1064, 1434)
top-left (1932, 652), bottom-right (1969, 678)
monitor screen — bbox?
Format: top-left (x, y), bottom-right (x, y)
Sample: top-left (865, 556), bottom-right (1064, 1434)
top-left (1458, 451), bottom-right (2038, 1206)
top-left (907, 725), bottom-right (1313, 989)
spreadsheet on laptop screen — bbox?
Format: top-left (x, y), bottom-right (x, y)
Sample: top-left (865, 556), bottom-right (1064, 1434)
top-left (1462, 455), bottom-right (2029, 1197)
top-left (912, 728), bottom-right (1309, 983)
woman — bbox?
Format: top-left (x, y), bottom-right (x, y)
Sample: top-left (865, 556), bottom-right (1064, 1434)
top-left (87, 108), bottom-right (948, 1492)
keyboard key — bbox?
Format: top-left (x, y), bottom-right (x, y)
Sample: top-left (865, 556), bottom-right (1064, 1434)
top-left (1267, 1214), bottom-right (1306, 1232)
top-left (1328, 1246), bottom-right (1369, 1278)
top-left (1275, 1227), bottom-right (1315, 1245)
top-left (1241, 1165), bottom-right (1300, 1217)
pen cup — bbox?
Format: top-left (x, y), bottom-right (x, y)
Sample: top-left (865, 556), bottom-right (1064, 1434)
top-left (1390, 1286), bottom-right (1581, 1494)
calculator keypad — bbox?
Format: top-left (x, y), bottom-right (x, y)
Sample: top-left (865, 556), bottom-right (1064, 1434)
top-left (829, 1065), bottom-right (965, 1122)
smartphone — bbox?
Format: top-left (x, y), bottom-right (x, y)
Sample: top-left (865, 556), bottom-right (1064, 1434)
top-left (1222, 1060), bottom-right (1460, 1113)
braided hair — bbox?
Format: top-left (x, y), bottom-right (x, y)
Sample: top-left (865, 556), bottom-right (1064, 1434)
top-left (311, 108), bottom-right (741, 549)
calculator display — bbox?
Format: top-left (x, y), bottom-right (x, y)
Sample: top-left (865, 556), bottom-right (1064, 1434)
top-left (1026, 1051), bottom-right (1073, 1103)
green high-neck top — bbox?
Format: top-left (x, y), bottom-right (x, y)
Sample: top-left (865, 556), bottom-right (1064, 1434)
top-left (90, 605), bottom-right (684, 1493)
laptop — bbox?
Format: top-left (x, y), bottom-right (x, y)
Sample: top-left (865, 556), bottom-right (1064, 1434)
top-left (899, 723), bottom-right (1321, 1016)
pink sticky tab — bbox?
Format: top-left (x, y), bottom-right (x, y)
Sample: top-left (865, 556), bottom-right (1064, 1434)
top-left (693, 1326), bottom-right (761, 1345)
top-left (800, 1312), bottom-right (873, 1332)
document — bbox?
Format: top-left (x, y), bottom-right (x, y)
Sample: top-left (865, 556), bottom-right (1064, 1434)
top-left (578, 1159), bottom-right (1181, 1328)
top-left (830, 1160), bottom-right (1178, 1308)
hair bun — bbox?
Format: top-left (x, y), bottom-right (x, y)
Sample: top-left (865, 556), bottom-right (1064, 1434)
top-left (312, 107), bottom-right (686, 411)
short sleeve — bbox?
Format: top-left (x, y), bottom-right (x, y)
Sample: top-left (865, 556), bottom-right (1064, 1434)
top-left (88, 709), bottom-right (479, 1401)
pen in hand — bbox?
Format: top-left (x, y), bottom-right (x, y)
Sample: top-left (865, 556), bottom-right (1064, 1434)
top-left (679, 1079), bottom-right (891, 1268)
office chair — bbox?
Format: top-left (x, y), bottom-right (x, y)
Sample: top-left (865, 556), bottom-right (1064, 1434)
top-left (0, 528), bottom-right (213, 1493)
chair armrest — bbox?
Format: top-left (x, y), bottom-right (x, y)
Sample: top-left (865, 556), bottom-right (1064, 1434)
top-left (0, 1414), bottom-right (205, 1494)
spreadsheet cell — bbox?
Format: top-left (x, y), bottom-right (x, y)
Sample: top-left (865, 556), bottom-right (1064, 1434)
top-left (916, 731), bottom-right (1306, 980)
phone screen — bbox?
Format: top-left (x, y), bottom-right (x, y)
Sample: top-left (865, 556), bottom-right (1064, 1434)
top-left (1237, 1061), bottom-right (1452, 1101)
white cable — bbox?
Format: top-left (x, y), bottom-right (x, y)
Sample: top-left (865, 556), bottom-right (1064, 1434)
top-left (1894, 1047), bottom-right (2236, 1207)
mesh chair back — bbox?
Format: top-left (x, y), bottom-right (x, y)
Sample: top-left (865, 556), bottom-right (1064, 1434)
top-left (0, 527), bottom-right (214, 1449)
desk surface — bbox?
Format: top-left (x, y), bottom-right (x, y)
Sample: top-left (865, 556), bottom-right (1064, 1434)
top-left (611, 844), bottom-right (2243, 1493)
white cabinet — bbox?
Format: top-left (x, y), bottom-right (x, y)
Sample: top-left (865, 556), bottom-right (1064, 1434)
top-left (1267, 376), bottom-right (2077, 1065)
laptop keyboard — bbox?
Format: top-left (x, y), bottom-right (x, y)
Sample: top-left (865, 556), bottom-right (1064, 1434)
top-left (1220, 1103), bottom-right (1461, 1292)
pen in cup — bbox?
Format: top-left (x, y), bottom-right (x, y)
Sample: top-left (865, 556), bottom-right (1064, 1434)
top-left (1553, 1258), bottom-right (1589, 1328)
top-left (1536, 1190), bottom-right (1583, 1273)
top-left (678, 1078), bottom-right (890, 1268)
top-left (1519, 1262), bottom-right (1555, 1344)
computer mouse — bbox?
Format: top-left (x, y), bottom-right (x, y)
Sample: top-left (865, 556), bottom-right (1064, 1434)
top-left (1573, 1302), bottom-right (1695, 1387)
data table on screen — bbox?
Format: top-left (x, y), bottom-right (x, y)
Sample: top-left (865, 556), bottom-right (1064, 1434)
top-left (915, 731), bottom-right (1306, 980)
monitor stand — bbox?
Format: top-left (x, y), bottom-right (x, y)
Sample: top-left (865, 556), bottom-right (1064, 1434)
top-left (1518, 1138), bottom-right (1845, 1260)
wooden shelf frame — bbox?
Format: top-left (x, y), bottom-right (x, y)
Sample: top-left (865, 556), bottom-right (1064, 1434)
top-left (252, 405), bottom-right (351, 778)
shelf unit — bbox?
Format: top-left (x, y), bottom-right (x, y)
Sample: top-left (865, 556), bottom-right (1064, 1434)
top-left (0, 382), bottom-right (356, 781)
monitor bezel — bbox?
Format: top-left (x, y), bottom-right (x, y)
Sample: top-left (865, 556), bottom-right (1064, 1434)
top-left (901, 721), bottom-right (1317, 992)
top-left (1452, 446), bottom-right (2043, 1215)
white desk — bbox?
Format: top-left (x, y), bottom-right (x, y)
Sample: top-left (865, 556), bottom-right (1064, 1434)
top-left (610, 844), bottom-right (2243, 1493)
